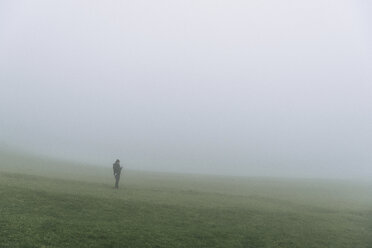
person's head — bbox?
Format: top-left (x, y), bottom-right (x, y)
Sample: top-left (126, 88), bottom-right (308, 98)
top-left (116, 159), bottom-right (120, 163)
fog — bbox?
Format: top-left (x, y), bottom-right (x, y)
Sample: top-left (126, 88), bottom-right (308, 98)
top-left (0, 0), bottom-right (371, 178)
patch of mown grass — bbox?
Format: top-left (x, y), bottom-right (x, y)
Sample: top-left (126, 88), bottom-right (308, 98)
top-left (1, 151), bottom-right (372, 248)
top-left (0, 171), bottom-right (371, 248)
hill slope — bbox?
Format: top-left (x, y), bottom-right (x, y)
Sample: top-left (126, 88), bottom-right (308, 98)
top-left (0, 151), bottom-right (371, 248)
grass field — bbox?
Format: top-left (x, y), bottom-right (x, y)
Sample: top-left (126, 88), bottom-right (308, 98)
top-left (0, 151), bottom-right (371, 248)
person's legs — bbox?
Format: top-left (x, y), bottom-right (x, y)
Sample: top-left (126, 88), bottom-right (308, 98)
top-left (115, 174), bottom-right (120, 189)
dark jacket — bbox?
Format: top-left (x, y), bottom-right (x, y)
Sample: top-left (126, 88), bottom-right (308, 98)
top-left (113, 162), bottom-right (122, 176)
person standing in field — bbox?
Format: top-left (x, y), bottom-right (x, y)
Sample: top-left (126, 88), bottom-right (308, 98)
top-left (113, 159), bottom-right (123, 189)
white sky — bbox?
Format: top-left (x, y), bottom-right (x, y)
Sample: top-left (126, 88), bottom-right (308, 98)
top-left (0, 0), bottom-right (371, 178)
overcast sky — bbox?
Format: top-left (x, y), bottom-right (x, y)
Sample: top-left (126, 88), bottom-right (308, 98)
top-left (0, 0), bottom-right (371, 178)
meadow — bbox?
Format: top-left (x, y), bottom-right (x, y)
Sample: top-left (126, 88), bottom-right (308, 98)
top-left (0, 151), bottom-right (371, 248)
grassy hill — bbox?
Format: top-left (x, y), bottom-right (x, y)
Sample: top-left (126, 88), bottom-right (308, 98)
top-left (0, 151), bottom-right (371, 248)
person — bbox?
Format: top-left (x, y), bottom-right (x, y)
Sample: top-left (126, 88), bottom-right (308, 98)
top-left (113, 159), bottom-right (123, 189)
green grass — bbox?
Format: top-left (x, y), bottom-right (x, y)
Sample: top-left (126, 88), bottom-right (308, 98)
top-left (0, 151), bottom-right (371, 247)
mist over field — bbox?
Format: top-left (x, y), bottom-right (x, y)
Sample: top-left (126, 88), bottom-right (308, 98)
top-left (1, 0), bottom-right (371, 178)
top-left (1, 2), bottom-right (372, 248)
